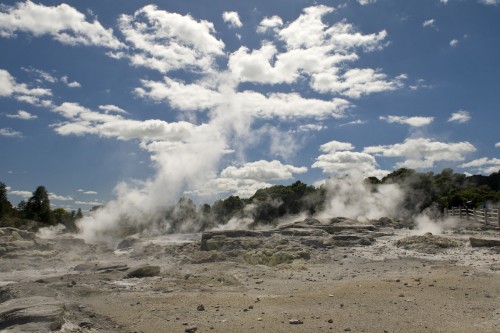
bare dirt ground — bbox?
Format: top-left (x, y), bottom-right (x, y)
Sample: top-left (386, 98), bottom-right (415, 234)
top-left (1, 219), bottom-right (499, 333)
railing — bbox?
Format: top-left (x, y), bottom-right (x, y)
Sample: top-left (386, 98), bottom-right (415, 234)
top-left (446, 206), bottom-right (500, 227)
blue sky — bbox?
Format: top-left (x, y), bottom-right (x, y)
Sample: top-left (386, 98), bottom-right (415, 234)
top-left (0, 0), bottom-right (499, 211)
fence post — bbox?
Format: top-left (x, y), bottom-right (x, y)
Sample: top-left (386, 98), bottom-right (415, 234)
top-left (484, 209), bottom-right (488, 225)
top-left (459, 206), bottom-right (462, 219)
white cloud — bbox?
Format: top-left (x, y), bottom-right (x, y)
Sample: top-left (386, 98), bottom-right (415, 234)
top-left (422, 19), bottom-right (436, 28)
top-left (296, 124), bottom-right (327, 132)
top-left (221, 160), bottom-right (307, 182)
top-left (448, 110), bottom-right (471, 123)
top-left (279, 5), bottom-right (335, 49)
top-left (135, 76), bottom-right (350, 120)
top-left (135, 77), bottom-right (221, 111)
top-left (495, 142), bottom-right (500, 148)
top-left (312, 68), bottom-right (405, 98)
top-left (228, 6), bottom-right (399, 100)
top-left (8, 189), bottom-right (31, 198)
top-left (75, 200), bottom-right (102, 206)
top-left (0, 128), bottom-right (23, 138)
top-left (191, 160), bottom-right (307, 198)
top-left (337, 119), bottom-right (367, 127)
top-left (222, 11), bottom-right (242, 28)
top-left (98, 105), bottom-right (127, 114)
top-left (358, 0), bottom-right (377, 4)
top-left (0, 68), bottom-right (52, 106)
top-left (480, 0), bottom-right (500, 5)
top-left (61, 75), bottom-right (81, 88)
top-left (83, 191), bottom-right (98, 195)
top-left (319, 140), bottom-right (355, 153)
top-left (363, 137), bottom-right (477, 169)
top-left (257, 15), bottom-right (283, 33)
top-left (6, 110), bottom-right (37, 120)
top-left (49, 193), bottom-right (73, 201)
top-left (450, 39), bottom-right (459, 47)
top-left (460, 157), bottom-right (500, 175)
top-left (380, 115), bottom-right (434, 127)
top-left (21, 67), bottom-right (57, 83)
top-left (0, 1), bottom-right (123, 49)
top-left (313, 150), bottom-right (387, 178)
top-left (52, 102), bottom-right (198, 146)
top-left (118, 5), bottom-right (224, 73)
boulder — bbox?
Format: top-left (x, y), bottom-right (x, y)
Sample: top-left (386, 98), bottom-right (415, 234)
top-left (469, 237), bottom-right (500, 247)
top-left (0, 296), bottom-right (65, 332)
top-left (125, 265), bottom-right (161, 278)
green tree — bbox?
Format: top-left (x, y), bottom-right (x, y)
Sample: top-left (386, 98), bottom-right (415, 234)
top-left (26, 186), bottom-right (54, 224)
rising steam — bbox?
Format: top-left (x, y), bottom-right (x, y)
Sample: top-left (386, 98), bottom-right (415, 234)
top-left (315, 171), bottom-right (405, 222)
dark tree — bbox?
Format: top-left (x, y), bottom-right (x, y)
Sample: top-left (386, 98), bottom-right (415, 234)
top-left (26, 186), bottom-right (54, 224)
top-left (0, 182), bottom-right (13, 219)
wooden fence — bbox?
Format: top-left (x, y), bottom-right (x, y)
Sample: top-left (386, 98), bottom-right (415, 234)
top-left (446, 206), bottom-right (500, 227)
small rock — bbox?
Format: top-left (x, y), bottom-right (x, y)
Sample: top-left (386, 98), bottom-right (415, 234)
top-left (328, 319), bottom-right (333, 323)
top-left (197, 304), bottom-right (205, 311)
top-left (125, 265), bottom-right (161, 278)
top-left (289, 319), bottom-right (304, 325)
top-left (185, 326), bottom-right (198, 333)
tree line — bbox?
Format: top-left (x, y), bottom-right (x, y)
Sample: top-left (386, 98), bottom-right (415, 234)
top-left (161, 168), bottom-right (500, 232)
top-left (2, 168), bottom-right (499, 233)
top-left (0, 183), bottom-right (82, 231)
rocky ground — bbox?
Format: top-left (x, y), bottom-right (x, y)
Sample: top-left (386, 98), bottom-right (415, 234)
top-left (0, 217), bottom-right (499, 333)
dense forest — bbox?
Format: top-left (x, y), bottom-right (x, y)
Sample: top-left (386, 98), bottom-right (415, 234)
top-left (1, 168), bottom-right (499, 233)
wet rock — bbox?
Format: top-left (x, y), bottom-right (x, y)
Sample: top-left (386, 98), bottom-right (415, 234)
top-left (469, 237), bottom-right (500, 247)
top-left (0, 296), bottom-right (65, 331)
top-left (125, 265), bottom-right (161, 278)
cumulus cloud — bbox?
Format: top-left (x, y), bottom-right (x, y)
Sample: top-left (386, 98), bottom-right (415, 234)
top-left (448, 110), bottom-right (471, 123)
top-left (312, 69), bottom-right (405, 98)
top-left (6, 110), bottom-right (37, 120)
top-left (460, 157), bottom-right (500, 175)
top-left (357, 0), bottom-right (377, 4)
top-left (136, 76), bottom-right (350, 120)
top-left (319, 140), bottom-right (355, 153)
top-left (0, 68), bottom-right (52, 106)
top-left (221, 160), bottom-right (307, 182)
top-left (61, 75), bottom-right (81, 88)
top-left (222, 11), bottom-right (242, 28)
top-left (190, 160), bottom-right (307, 198)
top-left (0, 128), bottom-right (23, 138)
top-left (495, 142), bottom-right (500, 148)
top-left (380, 115), bottom-right (434, 127)
top-left (363, 137), bottom-right (477, 169)
top-left (450, 39), bottom-right (459, 47)
top-left (257, 15), bottom-right (283, 33)
top-left (313, 150), bottom-right (388, 178)
top-left (0, 1), bottom-right (123, 49)
top-left (227, 6), bottom-right (401, 99)
top-left (118, 5), bottom-right (224, 73)
top-left (8, 189), bottom-right (32, 198)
